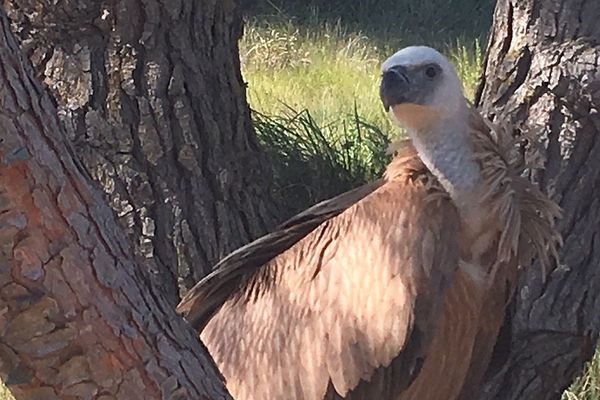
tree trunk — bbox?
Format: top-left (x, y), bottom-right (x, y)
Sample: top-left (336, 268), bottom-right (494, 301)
top-left (474, 0), bottom-right (600, 399)
top-left (0, 8), bottom-right (232, 399)
top-left (2, 0), bottom-right (278, 303)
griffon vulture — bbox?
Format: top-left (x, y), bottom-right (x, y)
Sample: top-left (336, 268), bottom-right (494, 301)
top-left (177, 46), bottom-right (561, 400)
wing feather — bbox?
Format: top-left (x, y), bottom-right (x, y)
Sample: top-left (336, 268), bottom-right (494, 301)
top-left (177, 181), bottom-right (381, 330)
top-left (179, 146), bottom-right (461, 400)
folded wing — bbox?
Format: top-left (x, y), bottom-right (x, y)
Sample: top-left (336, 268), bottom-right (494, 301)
top-left (178, 149), bottom-right (461, 400)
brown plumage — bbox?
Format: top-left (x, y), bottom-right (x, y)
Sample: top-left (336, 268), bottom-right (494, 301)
top-left (177, 46), bottom-right (561, 400)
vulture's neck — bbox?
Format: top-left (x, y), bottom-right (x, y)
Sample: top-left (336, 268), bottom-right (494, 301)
top-left (409, 109), bottom-right (494, 267)
top-left (409, 112), bottom-right (481, 210)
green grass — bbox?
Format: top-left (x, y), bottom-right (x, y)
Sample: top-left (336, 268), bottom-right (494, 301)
top-left (0, 382), bottom-right (12, 400)
top-left (564, 352), bottom-right (600, 399)
top-left (242, 22), bottom-right (392, 132)
top-left (241, 19), bottom-right (484, 136)
top-left (240, 0), bottom-right (493, 124)
top-left (255, 107), bottom-right (390, 215)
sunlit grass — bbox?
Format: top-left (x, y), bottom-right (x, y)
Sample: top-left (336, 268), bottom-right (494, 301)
top-left (563, 352), bottom-right (600, 400)
top-left (241, 20), bottom-right (483, 136)
top-left (0, 381), bottom-right (13, 400)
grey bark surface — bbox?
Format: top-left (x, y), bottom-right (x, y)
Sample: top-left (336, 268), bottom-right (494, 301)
top-left (2, 0), bottom-right (278, 302)
top-left (0, 8), bottom-right (232, 400)
top-left (474, 0), bottom-right (600, 399)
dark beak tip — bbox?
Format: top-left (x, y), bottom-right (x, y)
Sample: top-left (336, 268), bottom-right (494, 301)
top-left (379, 80), bottom-right (391, 112)
top-left (382, 100), bottom-right (390, 112)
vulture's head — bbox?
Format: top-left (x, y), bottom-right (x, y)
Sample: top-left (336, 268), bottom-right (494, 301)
top-left (380, 46), bottom-right (467, 132)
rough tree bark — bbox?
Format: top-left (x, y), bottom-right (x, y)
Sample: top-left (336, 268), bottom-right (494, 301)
top-left (474, 0), bottom-right (600, 399)
top-left (2, 0), bottom-right (278, 302)
top-left (0, 8), bottom-right (233, 400)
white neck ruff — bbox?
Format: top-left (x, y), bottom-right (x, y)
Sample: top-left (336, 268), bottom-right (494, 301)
top-left (409, 115), bottom-right (481, 208)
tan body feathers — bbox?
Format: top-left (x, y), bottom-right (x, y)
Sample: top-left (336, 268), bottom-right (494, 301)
top-left (177, 106), bottom-right (560, 400)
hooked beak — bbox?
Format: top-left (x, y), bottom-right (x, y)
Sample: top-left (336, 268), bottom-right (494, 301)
top-left (379, 65), bottom-right (411, 112)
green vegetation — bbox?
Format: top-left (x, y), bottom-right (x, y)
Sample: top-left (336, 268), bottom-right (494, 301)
top-left (243, 20), bottom-right (391, 132)
top-left (0, 381), bottom-right (11, 400)
top-left (564, 352), bottom-right (600, 400)
top-left (256, 108), bottom-right (390, 212)
top-left (242, 20), bottom-right (484, 130)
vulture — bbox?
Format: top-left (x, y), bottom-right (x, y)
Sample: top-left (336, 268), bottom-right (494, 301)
top-left (177, 46), bottom-right (561, 400)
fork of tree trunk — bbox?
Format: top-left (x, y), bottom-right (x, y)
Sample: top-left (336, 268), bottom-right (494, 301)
top-left (0, 0), bottom-right (598, 399)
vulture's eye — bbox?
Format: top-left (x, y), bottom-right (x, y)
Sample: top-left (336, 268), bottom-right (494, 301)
top-left (425, 66), bottom-right (438, 78)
